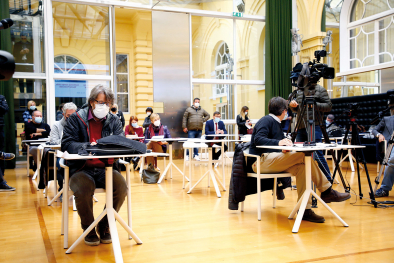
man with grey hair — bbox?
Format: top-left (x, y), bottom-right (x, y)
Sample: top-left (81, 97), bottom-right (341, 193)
top-left (62, 84), bottom-right (126, 246)
top-left (49, 102), bottom-right (78, 144)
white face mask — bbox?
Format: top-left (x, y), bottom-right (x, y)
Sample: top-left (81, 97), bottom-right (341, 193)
top-left (147, 112), bottom-right (151, 116)
top-left (284, 112), bottom-right (288, 120)
top-left (34, 117), bottom-right (42, 124)
top-left (245, 111), bottom-right (248, 115)
top-left (194, 102), bottom-right (199, 108)
top-left (93, 104), bottom-right (109, 119)
top-left (154, 120), bottom-right (161, 127)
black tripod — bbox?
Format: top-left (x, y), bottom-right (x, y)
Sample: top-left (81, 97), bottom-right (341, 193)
top-left (289, 91), bottom-right (350, 207)
top-left (331, 115), bottom-right (378, 207)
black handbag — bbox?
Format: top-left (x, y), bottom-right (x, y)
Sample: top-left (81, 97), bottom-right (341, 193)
top-left (142, 163), bottom-right (160, 184)
top-left (78, 135), bottom-right (147, 156)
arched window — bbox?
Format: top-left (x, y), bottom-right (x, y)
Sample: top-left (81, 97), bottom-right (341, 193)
top-left (340, 0), bottom-right (394, 73)
top-left (214, 42), bottom-right (233, 96)
top-left (54, 55), bottom-right (87, 74)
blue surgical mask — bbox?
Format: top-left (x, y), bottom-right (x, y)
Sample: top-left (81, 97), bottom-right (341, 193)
top-left (214, 117), bottom-right (220, 123)
top-left (132, 123), bottom-right (138, 128)
top-left (34, 117), bottom-right (42, 124)
top-left (284, 112), bottom-right (288, 120)
top-left (326, 120), bottom-right (331, 126)
top-left (30, 106), bottom-right (36, 111)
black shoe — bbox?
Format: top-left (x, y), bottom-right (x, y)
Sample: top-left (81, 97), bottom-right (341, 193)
top-left (375, 188), bottom-right (389, 198)
top-left (276, 188), bottom-right (285, 200)
top-left (321, 188), bottom-right (351, 203)
top-left (0, 152), bottom-right (15, 161)
top-left (84, 228), bottom-right (100, 246)
top-left (0, 183), bottom-right (16, 191)
top-left (98, 224), bottom-right (112, 244)
top-left (302, 209), bottom-right (325, 223)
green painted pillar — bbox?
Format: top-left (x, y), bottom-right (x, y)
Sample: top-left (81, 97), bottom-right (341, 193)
top-left (0, 1), bottom-right (16, 168)
top-left (265, 0), bottom-right (293, 114)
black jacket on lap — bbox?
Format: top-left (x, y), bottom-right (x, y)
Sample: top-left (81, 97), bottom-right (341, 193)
top-left (61, 104), bottom-right (124, 175)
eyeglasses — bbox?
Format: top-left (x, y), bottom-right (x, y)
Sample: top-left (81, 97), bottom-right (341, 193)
top-left (94, 100), bottom-right (111, 107)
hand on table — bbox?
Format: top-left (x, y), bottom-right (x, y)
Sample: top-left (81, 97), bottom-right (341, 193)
top-left (279, 138), bottom-right (293, 146)
top-left (90, 142), bottom-right (97, 146)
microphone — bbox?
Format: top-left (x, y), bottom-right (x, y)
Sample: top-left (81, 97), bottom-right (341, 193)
top-left (0, 18), bottom-right (13, 31)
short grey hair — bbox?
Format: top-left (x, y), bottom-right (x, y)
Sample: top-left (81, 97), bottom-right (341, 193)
top-left (88, 84), bottom-right (115, 105)
top-left (62, 102), bottom-right (77, 114)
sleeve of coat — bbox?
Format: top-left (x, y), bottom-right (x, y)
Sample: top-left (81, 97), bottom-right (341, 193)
top-left (372, 118), bottom-right (386, 137)
top-left (182, 109), bottom-right (189, 129)
top-left (41, 124), bottom-right (51, 138)
top-left (0, 95), bottom-right (9, 116)
top-left (254, 123), bottom-right (281, 146)
top-left (164, 126), bottom-right (172, 138)
top-left (113, 116), bottom-right (125, 136)
top-left (120, 111), bottom-right (125, 128)
top-left (236, 115), bottom-right (246, 127)
top-left (222, 122), bottom-right (228, 134)
top-left (202, 109), bottom-right (210, 123)
top-left (315, 87), bottom-right (333, 112)
top-left (61, 114), bottom-right (90, 154)
top-left (205, 121), bottom-right (215, 135)
top-left (142, 117), bottom-right (151, 128)
top-left (49, 124), bottom-right (61, 144)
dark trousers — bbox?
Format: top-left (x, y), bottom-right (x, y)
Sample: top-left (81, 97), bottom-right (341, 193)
top-left (69, 167), bottom-right (128, 228)
top-left (212, 143), bottom-right (228, 160)
top-left (296, 126), bottom-right (332, 181)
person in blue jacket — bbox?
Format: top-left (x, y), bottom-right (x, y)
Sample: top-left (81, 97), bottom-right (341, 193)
top-left (205, 111), bottom-right (228, 160)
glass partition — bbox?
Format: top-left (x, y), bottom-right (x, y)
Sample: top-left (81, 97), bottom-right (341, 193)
top-left (52, 2), bottom-right (110, 75)
top-left (236, 20), bottom-right (265, 81)
top-left (237, 85), bottom-right (265, 120)
top-left (192, 16), bottom-right (234, 80)
top-left (154, 0), bottom-right (233, 13)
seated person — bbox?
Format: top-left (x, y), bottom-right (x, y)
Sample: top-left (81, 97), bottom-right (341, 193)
top-left (205, 111), bottom-right (228, 160)
top-left (144, 113), bottom-right (171, 171)
top-left (125, 116), bottom-right (144, 143)
top-left (249, 97), bottom-right (350, 223)
top-left (49, 102), bottom-right (77, 194)
top-left (61, 84), bottom-right (126, 246)
top-left (372, 113), bottom-right (394, 197)
top-left (23, 100), bottom-right (36, 123)
top-left (326, 114), bottom-right (342, 137)
top-left (25, 110), bottom-right (51, 170)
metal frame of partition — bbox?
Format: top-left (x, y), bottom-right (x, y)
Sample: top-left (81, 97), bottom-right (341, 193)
top-left (29, 0), bottom-right (266, 127)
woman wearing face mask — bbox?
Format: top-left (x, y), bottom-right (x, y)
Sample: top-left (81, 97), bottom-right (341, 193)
top-left (125, 116), bottom-right (144, 142)
top-left (23, 100), bottom-right (37, 123)
top-left (144, 113), bottom-right (171, 171)
top-left (236, 106), bottom-right (252, 136)
top-left (110, 103), bottom-right (125, 128)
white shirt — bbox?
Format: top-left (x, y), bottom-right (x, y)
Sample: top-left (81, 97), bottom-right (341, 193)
top-left (269, 114), bottom-right (281, 123)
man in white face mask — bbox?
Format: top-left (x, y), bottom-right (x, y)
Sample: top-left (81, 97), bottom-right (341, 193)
top-left (61, 84), bottom-right (126, 247)
top-left (25, 110), bottom-right (51, 172)
top-left (182, 98), bottom-right (210, 161)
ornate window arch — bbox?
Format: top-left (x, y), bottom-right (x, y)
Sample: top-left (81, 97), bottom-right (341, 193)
top-left (340, 0), bottom-right (394, 74)
top-left (214, 42), bottom-right (233, 97)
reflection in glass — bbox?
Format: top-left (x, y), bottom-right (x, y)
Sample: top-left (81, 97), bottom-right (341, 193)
top-left (237, 85), bottom-right (265, 119)
top-left (116, 54), bottom-right (129, 113)
top-left (350, 0), bottom-right (393, 22)
top-left (155, 0), bottom-right (233, 13)
top-left (236, 20), bottom-right (265, 81)
top-left (13, 79), bottom-right (46, 159)
top-left (192, 17), bottom-right (234, 79)
top-left (53, 2), bottom-right (110, 75)
top-left (325, 0), bottom-right (343, 23)
top-left (10, 0), bottom-right (45, 74)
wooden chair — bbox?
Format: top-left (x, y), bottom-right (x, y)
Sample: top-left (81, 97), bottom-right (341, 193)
top-left (241, 149), bottom-right (292, 221)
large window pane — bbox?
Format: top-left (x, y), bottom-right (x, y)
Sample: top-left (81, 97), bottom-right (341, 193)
top-left (13, 79), bottom-right (46, 160)
top-left (193, 83), bottom-right (235, 120)
top-left (9, 0), bottom-right (45, 74)
top-left (192, 17), bottom-right (234, 80)
top-left (115, 8), bottom-right (152, 125)
top-left (351, 0), bottom-right (393, 22)
top-left (236, 20), bottom-right (265, 80)
top-left (237, 85), bottom-right (265, 120)
top-left (53, 3), bottom-right (110, 75)
top-left (55, 80), bottom-right (110, 119)
top-left (155, 0), bottom-right (232, 13)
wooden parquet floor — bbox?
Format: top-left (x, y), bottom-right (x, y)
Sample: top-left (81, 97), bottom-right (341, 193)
top-left (1, 160), bottom-right (394, 263)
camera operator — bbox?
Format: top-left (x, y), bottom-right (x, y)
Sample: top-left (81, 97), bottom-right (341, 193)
top-left (0, 94), bottom-right (16, 191)
top-left (289, 83), bottom-right (333, 181)
top-left (372, 103), bottom-right (394, 197)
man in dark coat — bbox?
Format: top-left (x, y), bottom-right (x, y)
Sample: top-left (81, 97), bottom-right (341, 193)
top-left (61, 84), bottom-right (127, 246)
top-left (249, 97), bottom-right (350, 223)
